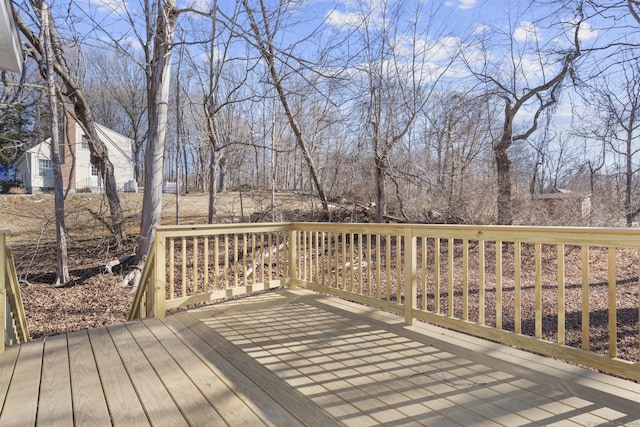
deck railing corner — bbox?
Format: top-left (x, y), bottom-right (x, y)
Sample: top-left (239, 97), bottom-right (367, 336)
top-left (1, 230), bottom-right (30, 353)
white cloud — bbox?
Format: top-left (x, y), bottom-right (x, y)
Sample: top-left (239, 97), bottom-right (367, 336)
top-left (444, 0), bottom-right (478, 9)
top-left (514, 21), bottom-right (541, 43)
top-left (472, 23), bottom-right (489, 35)
top-left (576, 20), bottom-right (599, 42)
top-left (458, 0), bottom-right (478, 10)
top-left (87, 0), bottom-right (128, 17)
top-left (325, 9), bottom-right (367, 29)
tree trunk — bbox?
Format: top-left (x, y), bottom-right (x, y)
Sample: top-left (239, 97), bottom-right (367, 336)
top-left (41, 3), bottom-right (68, 285)
top-left (208, 150), bottom-right (218, 223)
top-left (132, 0), bottom-right (178, 278)
top-left (374, 156), bottom-right (387, 223)
top-left (626, 130), bottom-right (633, 226)
top-left (494, 142), bottom-right (513, 225)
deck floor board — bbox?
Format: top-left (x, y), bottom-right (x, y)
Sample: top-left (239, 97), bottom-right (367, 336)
top-left (87, 326), bottom-right (149, 426)
top-left (37, 334), bottom-right (73, 426)
top-left (1, 288), bottom-right (640, 426)
top-left (0, 340), bottom-right (43, 426)
top-left (67, 330), bottom-right (111, 427)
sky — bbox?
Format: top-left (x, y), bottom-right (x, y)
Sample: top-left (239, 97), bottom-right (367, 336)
top-left (50, 0), bottom-right (638, 153)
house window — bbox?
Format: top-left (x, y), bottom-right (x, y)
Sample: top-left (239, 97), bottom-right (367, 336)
top-left (81, 135), bottom-right (89, 149)
top-left (91, 165), bottom-right (99, 177)
top-left (39, 159), bottom-right (53, 177)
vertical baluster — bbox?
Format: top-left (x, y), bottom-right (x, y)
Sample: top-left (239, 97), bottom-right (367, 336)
top-left (169, 237), bottom-right (175, 300)
top-left (535, 243), bottom-right (542, 339)
top-left (251, 233), bottom-right (256, 285)
top-left (224, 235), bottom-right (229, 289)
top-left (514, 242), bottom-right (521, 334)
top-left (315, 231), bottom-right (320, 283)
top-left (421, 236), bottom-right (427, 311)
top-left (358, 233), bottom-right (364, 295)
top-left (608, 247), bottom-right (617, 359)
top-left (463, 239), bottom-right (469, 321)
top-left (335, 233), bottom-right (340, 289)
top-left (448, 238), bottom-right (454, 317)
top-left (318, 232), bottom-right (328, 286)
top-left (181, 236), bottom-right (187, 298)
top-left (376, 235), bottom-right (382, 299)
top-left (193, 236), bottom-right (199, 296)
top-left (203, 237), bottom-right (209, 293)
top-left (478, 240), bottom-right (485, 325)
top-left (267, 232), bottom-right (272, 281)
top-left (214, 235), bottom-right (219, 290)
top-left (557, 244), bottom-right (565, 345)
top-left (386, 235), bottom-right (391, 301)
top-left (581, 246), bottom-right (590, 351)
top-left (434, 237), bottom-right (441, 314)
top-left (233, 234), bottom-right (239, 287)
top-left (496, 241), bottom-right (502, 329)
top-left (342, 233), bottom-right (347, 291)
top-left (260, 233), bottom-right (265, 284)
top-left (242, 234), bottom-right (247, 285)
top-left (350, 233), bottom-right (355, 292)
top-left (367, 234), bottom-right (372, 297)
top-left (397, 235), bottom-right (403, 301)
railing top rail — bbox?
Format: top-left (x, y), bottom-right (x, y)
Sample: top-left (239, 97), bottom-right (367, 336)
top-left (289, 222), bottom-right (640, 247)
top-left (154, 223), bottom-right (292, 238)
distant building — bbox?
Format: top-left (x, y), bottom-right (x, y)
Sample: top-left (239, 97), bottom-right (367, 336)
top-left (532, 188), bottom-right (592, 223)
top-left (14, 115), bottom-right (136, 194)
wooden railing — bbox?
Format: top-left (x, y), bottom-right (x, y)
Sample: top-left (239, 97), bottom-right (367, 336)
top-left (1, 231), bottom-right (29, 353)
top-left (130, 223), bottom-right (292, 319)
top-left (130, 223), bottom-right (640, 381)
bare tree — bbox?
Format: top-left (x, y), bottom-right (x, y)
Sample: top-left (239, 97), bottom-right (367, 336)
top-left (463, 3), bottom-right (583, 224)
top-left (240, 0), bottom-right (330, 213)
top-left (14, 5), bottom-right (127, 241)
top-left (40, 1), bottom-right (68, 285)
top-left (589, 58), bottom-right (640, 225)
top-left (342, 0), bottom-right (455, 223)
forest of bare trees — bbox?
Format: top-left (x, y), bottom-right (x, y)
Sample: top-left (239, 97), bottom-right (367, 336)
top-left (2, 0), bottom-right (640, 283)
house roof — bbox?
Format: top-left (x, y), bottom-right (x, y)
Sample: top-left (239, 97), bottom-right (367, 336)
top-left (0, 0), bottom-right (22, 73)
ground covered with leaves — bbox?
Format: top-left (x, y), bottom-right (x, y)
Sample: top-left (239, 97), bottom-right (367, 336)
top-left (13, 238), bottom-right (136, 339)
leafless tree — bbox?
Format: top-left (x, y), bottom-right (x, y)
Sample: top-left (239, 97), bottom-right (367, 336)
top-left (39, 2), bottom-right (68, 285)
top-left (240, 0), bottom-right (330, 213)
top-left (463, 2), bottom-right (584, 224)
top-left (343, 0), bottom-right (455, 223)
top-left (13, 3), bottom-right (128, 241)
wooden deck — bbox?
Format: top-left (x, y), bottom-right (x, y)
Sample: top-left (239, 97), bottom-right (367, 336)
top-left (1, 289), bottom-right (640, 426)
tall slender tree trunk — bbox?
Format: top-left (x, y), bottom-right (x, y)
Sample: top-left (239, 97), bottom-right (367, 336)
top-left (625, 129), bottom-right (633, 226)
top-left (124, 0), bottom-right (178, 289)
top-left (41, 3), bottom-right (68, 285)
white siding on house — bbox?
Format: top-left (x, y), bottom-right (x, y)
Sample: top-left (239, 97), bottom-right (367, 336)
top-left (14, 141), bottom-right (54, 193)
top-left (14, 122), bottom-right (135, 194)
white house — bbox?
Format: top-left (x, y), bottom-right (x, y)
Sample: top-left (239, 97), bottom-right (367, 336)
top-left (14, 116), bottom-right (136, 194)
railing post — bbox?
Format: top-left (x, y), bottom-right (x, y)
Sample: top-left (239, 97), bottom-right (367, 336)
top-left (0, 232), bottom-right (6, 352)
top-left (289, 228), bottom-right (297, 288)
top-left (154, 228), bottom-right (167, 318)
top-left (404, 228), bottom-right (417, 326)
